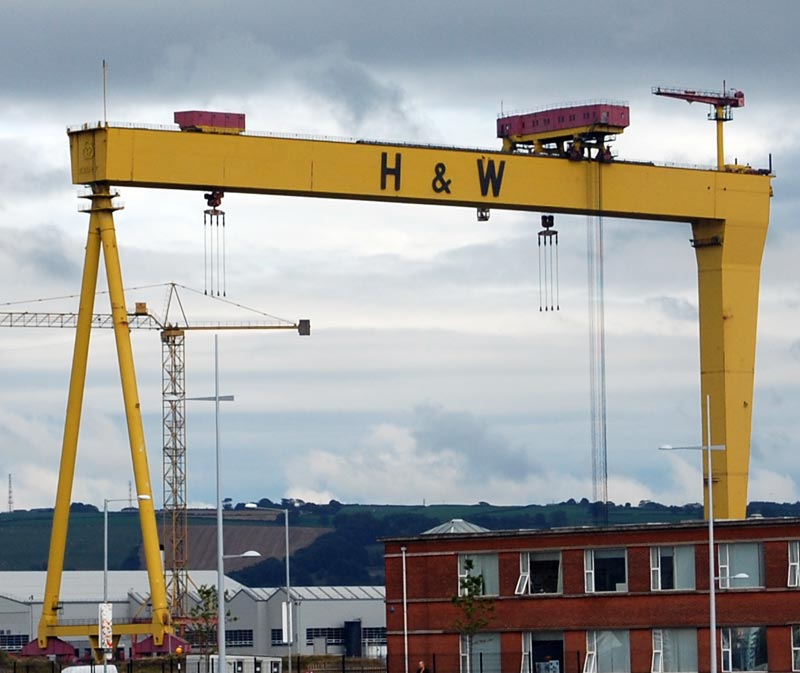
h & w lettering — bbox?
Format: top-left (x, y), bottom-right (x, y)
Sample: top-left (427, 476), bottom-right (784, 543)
top-left (477, 158), bottom-right (506, 197)
top-left (381, 152), bottom-right (402, 191)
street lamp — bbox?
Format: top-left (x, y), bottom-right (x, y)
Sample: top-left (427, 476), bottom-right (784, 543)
top-left (186, 335), bottom-right (234, 673)
top-left (224, 550), bottom-right (261, 559)
top-left (244, 503), bottom-right (293, 673)
top-left (103, 494), bottom-right (151, 669)
top-left (659, 395), bottom-right (725, 673)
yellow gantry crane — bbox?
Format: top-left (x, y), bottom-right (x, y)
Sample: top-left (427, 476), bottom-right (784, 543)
top-left (36, 95), bottom-right (771, 652)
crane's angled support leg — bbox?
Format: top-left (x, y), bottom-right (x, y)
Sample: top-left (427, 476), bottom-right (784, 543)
top-left (694, 212), bottom-right (769, 520)
top-left (96, 185), bottom-right (172, 643)
top-left (38, 194), bottom-right (104, 647)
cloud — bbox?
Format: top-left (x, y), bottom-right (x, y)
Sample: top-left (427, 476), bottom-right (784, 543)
top-left (0, 139), bottom-right (70, 203)
top-left (749, 466), bottom-right (798, 503)
top-left (297, 46), bottom-right (422, 137)
top-left (0, 225), bottom-right (82, 285)
top-left (411, 404), bottom-right (538, 479)
top-left (0, 403), bottom-right (134, 510)
top-left (285, 405), bottom-right (581, 505)
top-left (647, 296), bottom-right (697, 323)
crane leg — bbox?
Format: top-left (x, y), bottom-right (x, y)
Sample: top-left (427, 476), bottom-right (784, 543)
top-left (96, 184), bottom-right (171, 642)
top-left (694, 210), bottom-right (769, 520)
top-left (38, 193), bottom-right (104, 647)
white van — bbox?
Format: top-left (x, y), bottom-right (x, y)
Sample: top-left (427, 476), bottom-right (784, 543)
top-left (62, 665), bottom-right (119, 673)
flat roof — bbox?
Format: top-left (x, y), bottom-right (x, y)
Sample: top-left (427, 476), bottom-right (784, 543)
top-left (381, 515), bottom-right (800, 544)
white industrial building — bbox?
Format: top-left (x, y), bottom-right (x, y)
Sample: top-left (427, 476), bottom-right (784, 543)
top-left (0, 572), bottom-right (385, 660)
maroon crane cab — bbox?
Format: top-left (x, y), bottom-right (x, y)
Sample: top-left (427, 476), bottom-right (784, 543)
top-left (497, 102), bottom-right (630, 140)
top-left (174, 111), bottom-right (246, 134)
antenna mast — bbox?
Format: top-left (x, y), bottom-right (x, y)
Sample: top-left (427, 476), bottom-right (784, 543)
top-left (102, 60), bottom-right (108, 125)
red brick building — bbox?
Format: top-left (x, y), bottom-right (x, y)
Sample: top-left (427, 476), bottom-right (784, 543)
top-left (383, 517), bottom-right (800, 673)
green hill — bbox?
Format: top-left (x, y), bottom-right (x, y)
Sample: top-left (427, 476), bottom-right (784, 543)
top-left (2, 499), bottom-right (796, 586)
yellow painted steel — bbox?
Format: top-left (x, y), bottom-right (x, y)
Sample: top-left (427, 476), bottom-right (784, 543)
top-left (56, 122), bottom-right (770, 599)
top-left (97, 185), bottom-right (170, 641)
top-left (501, 122), bottom-right (628, 155)
top-left (69, 125), bottom-right (767, 221)
top-left (38, 193), bottom-right (103, 647)
top-left (715, 105), bottom-right (726, 170)
top-left (38, 185), bottom-right (171, 649)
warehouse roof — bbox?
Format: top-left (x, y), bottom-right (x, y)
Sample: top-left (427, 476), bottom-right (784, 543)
top-left (0, 572), bottom-right (384, 605)
top-left (422, 518), bottom-right (489, 535)
top-left (0, 571), bottom-right (242, 603)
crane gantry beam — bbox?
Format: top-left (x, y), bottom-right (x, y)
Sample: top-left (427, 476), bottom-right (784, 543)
top-left (43, 112), bottom-right (771, 651)
top-left (70, 123), bottom-right (768, 220)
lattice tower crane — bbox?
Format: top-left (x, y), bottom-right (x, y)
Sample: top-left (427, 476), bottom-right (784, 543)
top-left (652, 84), bottom-right (745, 169)
top-left (0, 285), bottom-right (309, 627)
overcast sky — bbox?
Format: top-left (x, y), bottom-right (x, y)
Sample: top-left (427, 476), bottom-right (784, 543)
top-left (1, 1), bottom-right (799, 512)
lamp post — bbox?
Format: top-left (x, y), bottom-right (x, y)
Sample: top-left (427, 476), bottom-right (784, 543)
top-left (245, 503), bottom-right (292, 673)
top-left (103, 494), bottom-right (151, 670)
top-left (186, 335), bottom-right (235, 673)
top-left (401, 546), bottom-right (408, 673)
top-left (660, 395), bottom-right (725, 673)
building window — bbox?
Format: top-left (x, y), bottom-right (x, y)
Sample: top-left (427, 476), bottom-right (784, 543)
top-left (459, 554), bottom-right (499, 596)
top-left (651, 628), bottom-right (697, 672)
top-left (362, 627), bottom-right (387, 645)
top-left (789, 542), bottom-right (800, 588)
top-left (718, 543), bottom-right (763, 588)
top-left (651, 546), bottom-right (695, 591)
top-left (306, 627), bottom-right (344, 646)
top-left (584, 630), bottom-right (630, 673)
top-left (226, 629), bottom-right (254, 647)
top-left (522, 631), bottom-right (564, 673)
top-left (186, 629), bottom-right (217, 647)
top-left (461, 632), bottom-right (500, 673)
top-left (0, 634), bottom-right (29, 652)
top-left (516, 552), bottom-right (562, 595)
top-left (517, 553), bottom-right (530, 595)
top-left (792, 625), bottom-right (800, 671)
top-left (721, 627), bottom-right (767, 672)
top-left (303, 625), bottom-right (385, 650)
top-left (271, 629), bottom-right (283, 646)
top-left (585, 548), bottom-right (627, 593)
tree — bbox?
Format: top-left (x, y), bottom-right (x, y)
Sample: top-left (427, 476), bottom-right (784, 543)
top-left (185, 584), bottom-right (237, 660)
top-left (451, 559), bottom-right (494, 673)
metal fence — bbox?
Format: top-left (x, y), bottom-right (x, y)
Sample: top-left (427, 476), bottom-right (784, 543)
top-left (0, 656), bottom-right (387, 673)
